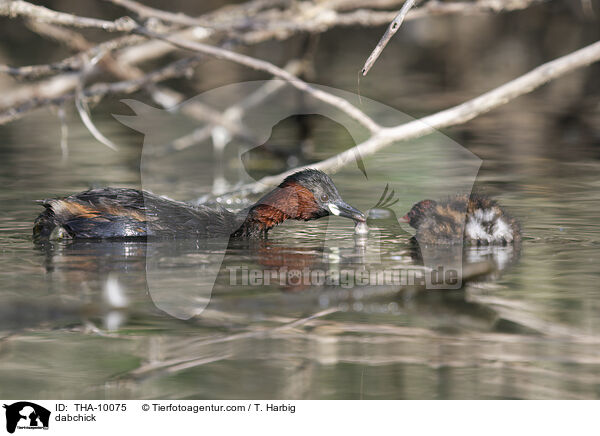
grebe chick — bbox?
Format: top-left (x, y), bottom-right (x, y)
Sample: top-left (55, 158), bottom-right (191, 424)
top-left (33, 169), bottom-right (365, 241)
top-left (402, 194), bottom-right (520, 245)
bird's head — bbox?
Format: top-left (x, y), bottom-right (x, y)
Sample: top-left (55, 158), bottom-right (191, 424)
top-left (400, 199), bottom-right (437, 229)
top-left (277, 169), bottom-right (365, 223)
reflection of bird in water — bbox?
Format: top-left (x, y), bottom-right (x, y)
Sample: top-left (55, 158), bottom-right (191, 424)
top-left (243, 239), bottom-right (370, 292)
top-left (33, 169), bottom-right (364, 240)
top-left (402, 194), bottom-right (521, 246)
top-left (253, 242), bottom-right (324, 292)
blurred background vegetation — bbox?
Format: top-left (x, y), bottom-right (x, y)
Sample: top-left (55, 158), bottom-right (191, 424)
top-left (0, 0), bottom-right (599, 399)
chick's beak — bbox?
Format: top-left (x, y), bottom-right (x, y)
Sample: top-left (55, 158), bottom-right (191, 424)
top-left (328, 201), bottom-right (366, 223)
top-left (399, 214), bottom-right (410, 223)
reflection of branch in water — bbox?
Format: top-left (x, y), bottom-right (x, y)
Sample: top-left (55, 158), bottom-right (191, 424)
top-left (118, 297), bottom-right (600, 397)
top-left (10, 237), bottom-right (600, 398)
top-left (127, 307), bottom-right (339, 378)
top-left (467, 294), bottom-right (599, 339)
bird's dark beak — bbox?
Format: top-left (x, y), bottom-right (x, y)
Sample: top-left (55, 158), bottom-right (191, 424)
top-left (328, 201), bottom-right (366, 222)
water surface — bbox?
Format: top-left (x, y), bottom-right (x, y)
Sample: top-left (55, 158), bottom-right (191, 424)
top-left (1, 6), bottom-right (599, 399)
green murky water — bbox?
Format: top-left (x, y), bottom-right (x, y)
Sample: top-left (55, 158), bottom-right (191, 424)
top-left (1, 101), bottom-right (599, 399)
top-left (1, 6), bottom-right (599, 399)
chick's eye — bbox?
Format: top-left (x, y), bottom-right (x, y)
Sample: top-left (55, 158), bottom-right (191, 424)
top-left (320, 194), bottom-right (329, 202)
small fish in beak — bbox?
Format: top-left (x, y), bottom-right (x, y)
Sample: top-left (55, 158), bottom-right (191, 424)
top-left (354, 221), bottom-right (369, 235)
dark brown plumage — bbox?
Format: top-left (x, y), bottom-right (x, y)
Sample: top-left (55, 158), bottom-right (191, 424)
top-left (33, 169), bottom-right (365, 241)
top-left (402, 194), bottom-right (520, 245)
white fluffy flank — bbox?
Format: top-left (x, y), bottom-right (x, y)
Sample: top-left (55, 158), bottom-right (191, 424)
top-left (473, 208), bottom-right (497, 222)
top-left (467, 207), bottom-right (514, 243)
top-left (465, 218), bottom-right (491, 243)
top-left (492, 218), bottom-right (513, 242)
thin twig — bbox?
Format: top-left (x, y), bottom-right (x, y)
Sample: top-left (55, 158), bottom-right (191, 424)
top-left (0, 61), bottom-right (80, 79)
top-left (76, 98), bottom-right (119, 151)
top-left (221, 39), bottom-right (600, 195)
top-left (56, 105), bottom-right (69, 160)
top-left (361, 0), bottom-right (417, 76)
top-left (101, 0), bottom-right (214, 27)
top-left (25, 20), bottom-right (90, 51)
top-left (0, 0), bottom-right (138, 32)
top-left (2, 0), bottom-right (546, 78)
top-left (104, 0), bottom-right (294, 30)
top-left (358, 0), bottom-right (548, 75)
top-left (164, 60), bottom-right (305, 154)
top-left (127, 307), bottom-right (338, 378)
top-left (1, 0), bottom-right (380, 133)
top-left (0, 0), bottom-right (544, 105)
top-left (3, 21), bottom-right (240, 135)
top-left (0, 56), bottom-right (205, 124)
top-left (135, 27), bottom-right (381, 133)
top-left (0, 36), bottom-right (141, 82)
top-left (75, 54), bottom-right (120, 151)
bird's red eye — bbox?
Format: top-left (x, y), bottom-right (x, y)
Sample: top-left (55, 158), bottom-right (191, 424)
top-left (320, 194), bottom-right (329, 202)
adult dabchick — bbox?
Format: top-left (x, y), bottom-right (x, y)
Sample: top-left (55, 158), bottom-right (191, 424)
top-left (33, 169), bottom-right (365, 240)
top-left (402, 194), bottom-right (520, 245)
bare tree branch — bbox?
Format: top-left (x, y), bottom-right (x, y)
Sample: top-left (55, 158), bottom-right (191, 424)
top-left (111, 0), bottom-right (548, 59)
top-left (0, 0), bottom-right (545, 111)
top-left (25, 19), bottom-right (90, 51)
top-left (0, 61), bottom-right (79, 79)
top-left (0, 56), bottom-right (203, 124)
top-left (1, 0), bottom-right (548, 76)
top-left (127, 307), bottom-right (339, 378)
top-left (56, 105), bottom-right (69, 160)
top-left (1, 0), bottom-right (380, 132)
top-left (227, 39), bottom-right (600, 195)
top-left (361, 0), bottom-right (417, 76)
top-left (0, 0), bottom-right (138, 32)
top-left (0, 34), bottom-right (141, 80)
top-left (164, 60), bottom-right (306, 155)
top-left (0, 0), bottom-right (589, 191)
top-left (136, 27), bottom-right (381, 133)
top-left (101, 0), bottom-right (216, 28)
top-left (360, 0), bottom-right (548, 75)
